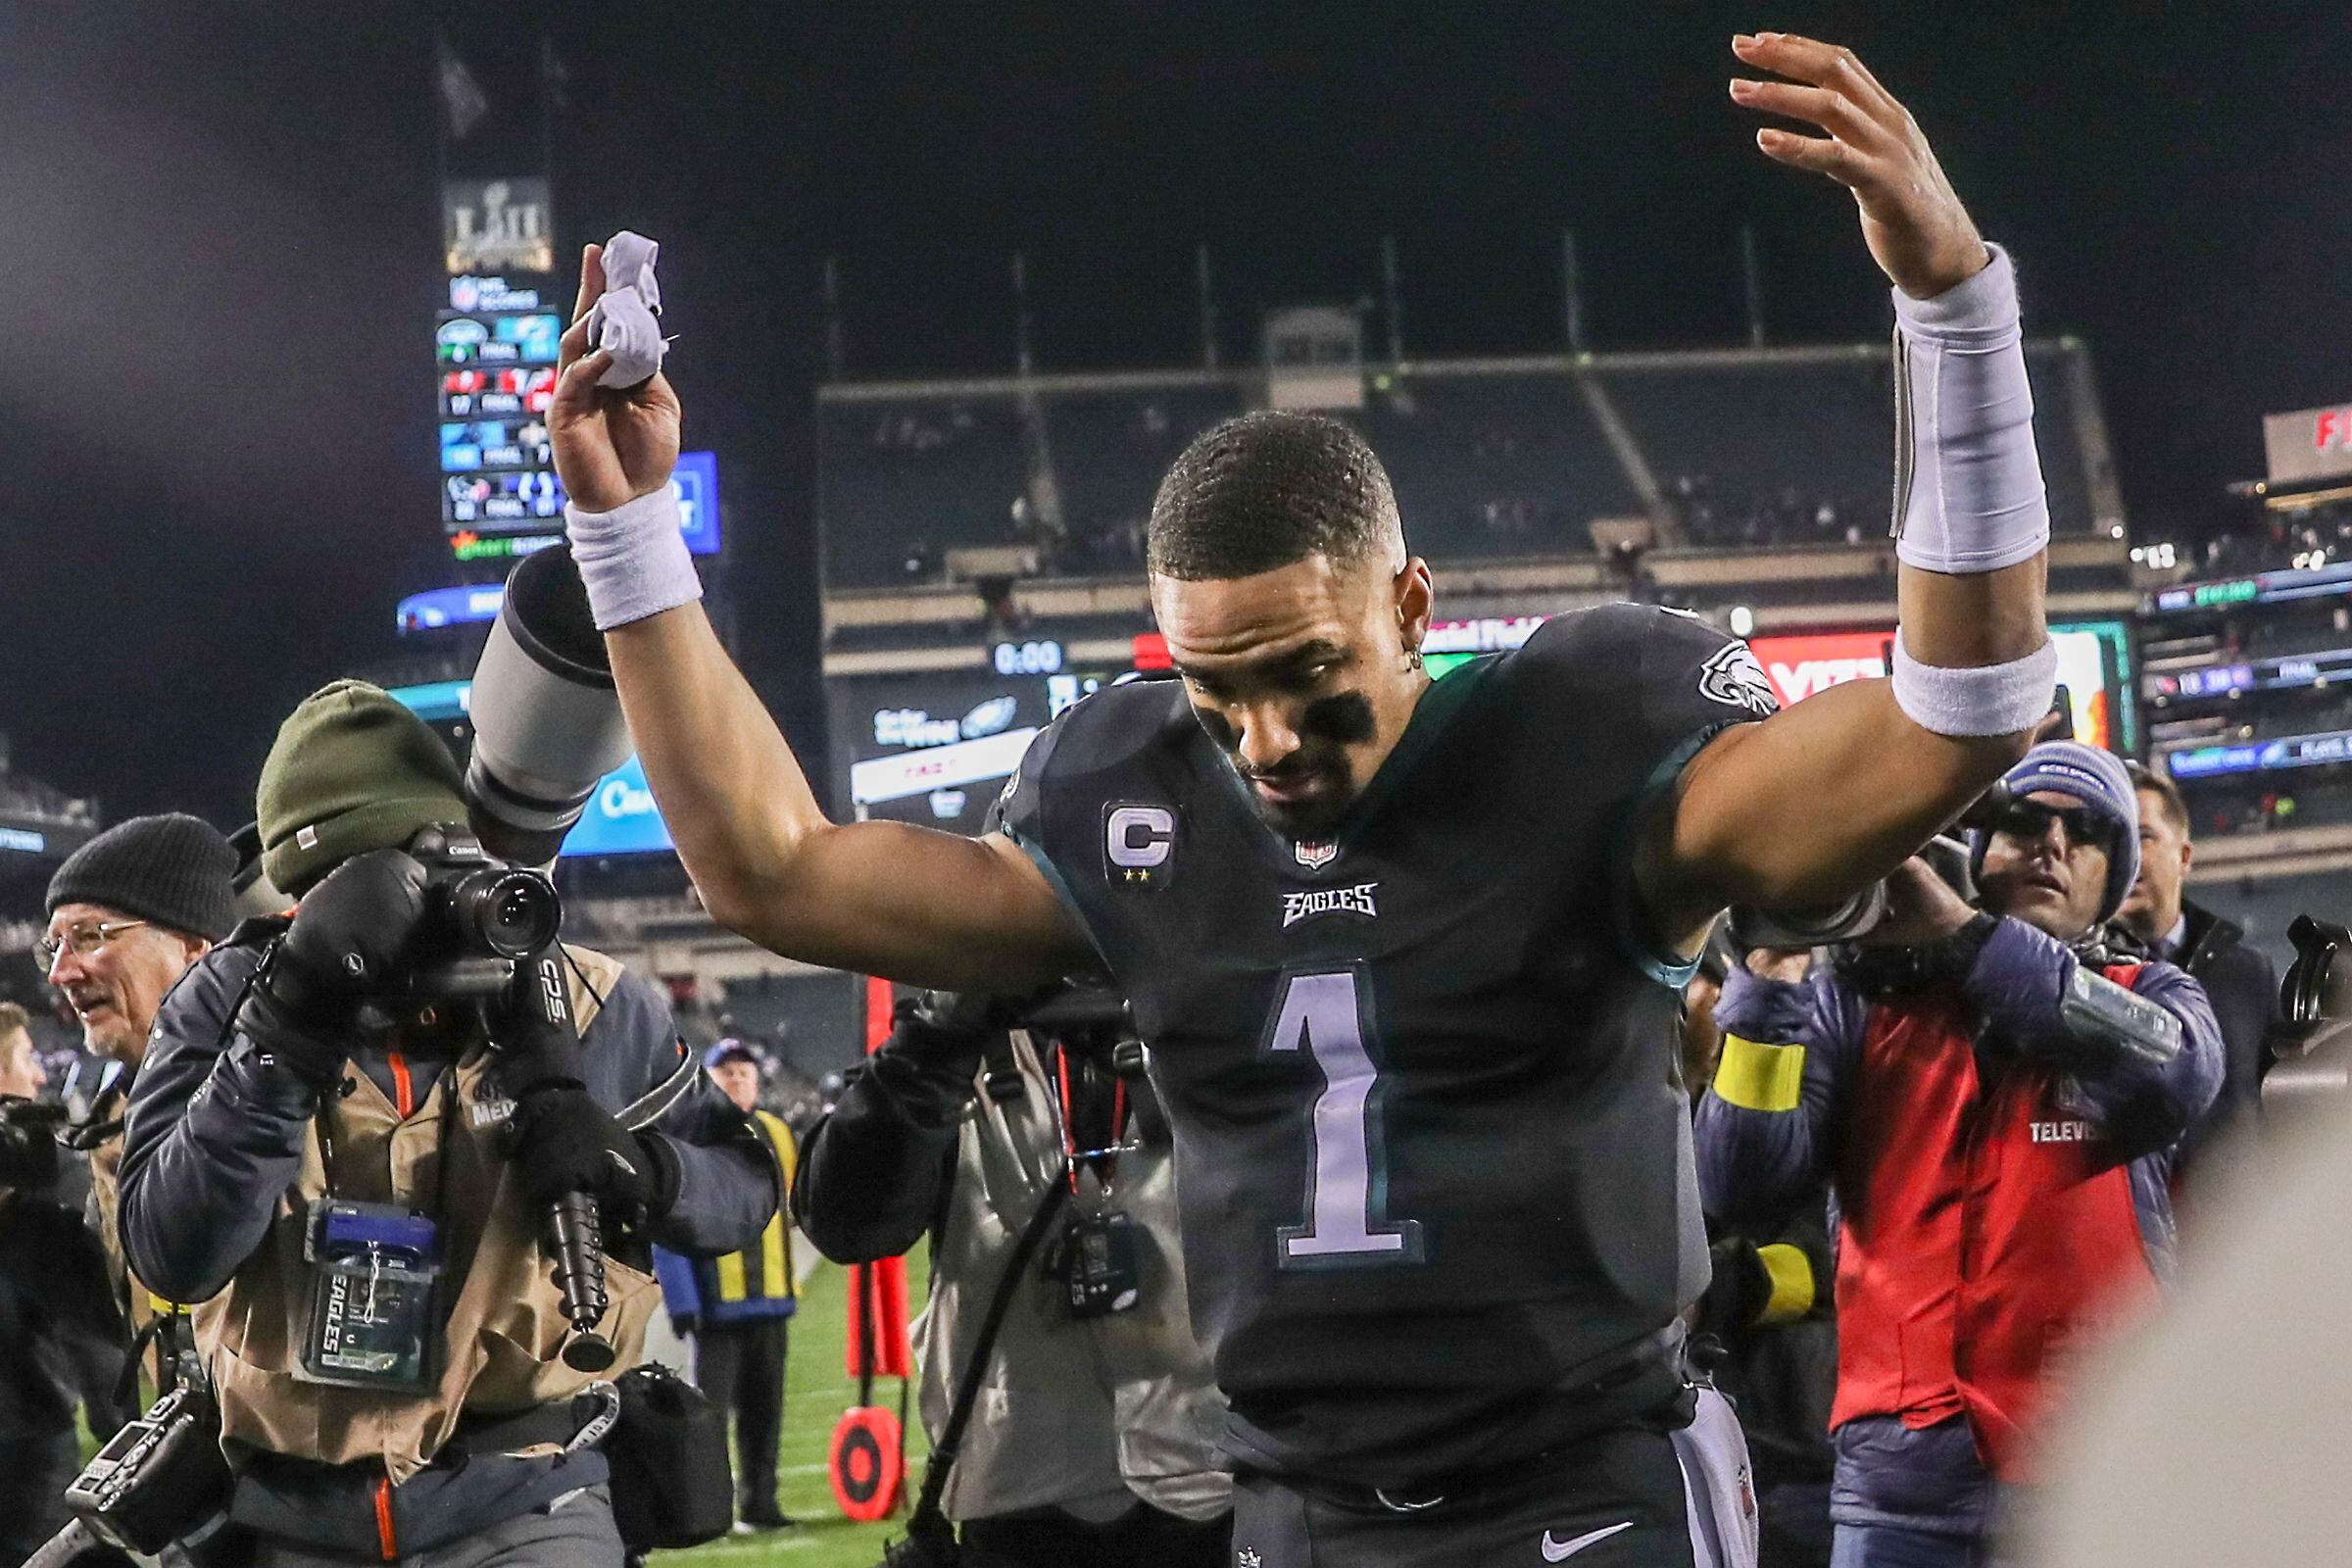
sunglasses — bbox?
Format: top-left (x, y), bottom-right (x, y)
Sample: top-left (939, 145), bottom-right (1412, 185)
top-left (1991, 800), bottom-right (2108, 850)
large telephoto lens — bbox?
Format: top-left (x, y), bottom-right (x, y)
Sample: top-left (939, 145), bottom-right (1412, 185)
top-left (443, 866), bottom-right (562, 958)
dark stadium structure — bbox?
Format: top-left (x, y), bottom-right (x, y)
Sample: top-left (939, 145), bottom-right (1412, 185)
top-left (816, 339), bottom-right (2120, 596)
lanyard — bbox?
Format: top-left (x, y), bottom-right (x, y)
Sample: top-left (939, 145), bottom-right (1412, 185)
top-left (1054, 1044), bottom-right (1130, 1196)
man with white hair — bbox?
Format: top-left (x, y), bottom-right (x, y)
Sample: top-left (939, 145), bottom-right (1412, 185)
top-left (41, 813), bottom-right (237, 1370)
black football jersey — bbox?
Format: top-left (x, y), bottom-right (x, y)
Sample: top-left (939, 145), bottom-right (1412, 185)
top-left (998, 603), bottom-right (1780, 1485)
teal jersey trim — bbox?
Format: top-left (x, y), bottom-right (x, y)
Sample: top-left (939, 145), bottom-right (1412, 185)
top-left (1000, 822), bottom-right (1115, 979)
top-left (1611, 721), bottom-right (1742, 989)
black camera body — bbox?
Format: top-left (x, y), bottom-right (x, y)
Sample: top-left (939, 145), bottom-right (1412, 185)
top-left (2265, 915), bottom-right (2352, 1122)
top-left (0, 1095), bottom-right (66, 1190)
top-left (397, 826), bottom-right (563, 1000)
top-left (62, 1385), bottom-right (233, 1553)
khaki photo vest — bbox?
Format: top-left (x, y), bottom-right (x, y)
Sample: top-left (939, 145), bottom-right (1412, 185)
top-left (88, 1125), bottom-right (188, 1382)
top-left (194, 946), bottom-right (660, 1485)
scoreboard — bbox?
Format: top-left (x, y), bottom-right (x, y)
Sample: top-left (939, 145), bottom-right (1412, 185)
top-left (436, 274), bottom-right (565, 543)
top-left (432, 275), bottom-right (721, 561)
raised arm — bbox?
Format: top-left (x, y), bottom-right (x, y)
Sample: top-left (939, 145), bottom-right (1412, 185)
top-left (548, 246), bottom-right (1094, 991)
top-left (1643, 35), bottom-right (2048, 944)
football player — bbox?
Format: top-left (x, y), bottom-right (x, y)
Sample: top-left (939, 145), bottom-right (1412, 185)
top-left (548, 34), bottom-right (2055, 1566)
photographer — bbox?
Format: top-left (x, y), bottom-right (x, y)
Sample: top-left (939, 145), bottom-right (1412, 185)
top-left (795, 991), bottom-right (1231, 1568)
top-left (2, 1004), bottom-right (131, 1566)
top-left (42, 814), bottom-right (238, 1356)
top-left (1695, 740), bottom-right (2222, 1566)
top-left (116, 682), bottom-right (778, 1564)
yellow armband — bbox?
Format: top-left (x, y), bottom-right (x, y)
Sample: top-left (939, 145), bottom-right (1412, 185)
top-left (1712, 1034), bottom-right (1806, 1112)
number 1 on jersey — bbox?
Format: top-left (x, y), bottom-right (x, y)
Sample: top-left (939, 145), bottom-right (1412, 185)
top-left (1264, 967), bottom-right (1424, 1268)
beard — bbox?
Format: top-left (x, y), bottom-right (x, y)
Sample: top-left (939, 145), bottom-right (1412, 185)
top-left (81, 1013), bottom-right (143, 1063)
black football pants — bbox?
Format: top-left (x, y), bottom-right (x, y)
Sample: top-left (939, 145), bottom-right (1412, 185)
top-left (692, 1317), bottom-right (789, 1522)
top-left (1228, 1387), bottom-right (1756, 1568)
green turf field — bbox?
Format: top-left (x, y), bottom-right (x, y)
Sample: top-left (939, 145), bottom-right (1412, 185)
top-left (658, 1251), bottom-right (933, 1568)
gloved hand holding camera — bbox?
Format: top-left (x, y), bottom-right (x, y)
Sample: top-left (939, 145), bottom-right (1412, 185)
top-left (242, 848), bottom-right (431, 1087)
top-left (489, 949), bottom-right (680, 1224)
top-left (501, 1089), bottom-right (679, 1222)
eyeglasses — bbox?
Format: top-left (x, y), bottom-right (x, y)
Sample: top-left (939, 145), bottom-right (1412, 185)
top-left (35, 919), bottom-right (150, 968)
top-left (1993, 801), bottom-right (2107, 851)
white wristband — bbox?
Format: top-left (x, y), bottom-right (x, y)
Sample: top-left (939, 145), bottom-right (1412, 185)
top-left (1891, 245), bottom-right (2050, 574)
top-left (1889, 632), bottom-right (2058, 737)
top-left (565, 486), bottom-right (701, 631)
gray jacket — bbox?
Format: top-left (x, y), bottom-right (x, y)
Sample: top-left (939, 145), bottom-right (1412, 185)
top-left (798, 1021), bottom-right (1230, 1524)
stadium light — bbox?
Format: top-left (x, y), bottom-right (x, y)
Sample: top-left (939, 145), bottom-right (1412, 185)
top-left (1729, 606), bottom-right (1755, 638)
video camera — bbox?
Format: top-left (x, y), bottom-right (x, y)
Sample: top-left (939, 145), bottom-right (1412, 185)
top-left (2264, 915), bottom-right (2352, 1124)
top-left (1728, 796), bottom-right (2003, 952)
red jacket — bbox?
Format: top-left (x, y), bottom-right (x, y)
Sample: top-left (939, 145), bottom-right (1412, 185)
top-left (1695, 918), bottom-right (2222, 1528)
top-left (1828, 980), bottom-right (2157, 1477)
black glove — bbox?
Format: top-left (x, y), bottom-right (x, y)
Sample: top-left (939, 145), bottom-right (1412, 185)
top-left (501, 1086), bottom-right (680, 1222)
top-left (1693, 1237), bottom-right (1773, 1337)
top-left (0, 1098), bottom-right (64, 1190)
top-left (243, 850), bottom-right (430, 1084)
top-left (909, 988), bottom-right (1011, 1034)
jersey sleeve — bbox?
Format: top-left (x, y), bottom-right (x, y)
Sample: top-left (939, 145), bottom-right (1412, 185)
top-left (988, 696), bottom-right (1117, 975)
top-left (1632, 606), bottom-right (1782, 779)
top-left (1508, 604), bottom-right (1779, 788)
top-left (1509, 605), bottom-right (1781, 985)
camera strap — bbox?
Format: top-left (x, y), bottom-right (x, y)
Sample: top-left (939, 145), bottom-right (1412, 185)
top-left (1053, 1046), bottom-right (1130, 1197)
top-left (906, 1176), bottom-right (1071, 1539)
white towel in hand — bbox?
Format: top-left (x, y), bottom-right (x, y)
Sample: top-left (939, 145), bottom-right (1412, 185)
top-left (587, 230), bottom-right (666, 388)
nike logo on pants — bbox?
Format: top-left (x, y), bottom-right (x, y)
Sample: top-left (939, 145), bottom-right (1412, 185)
top-left (1541, 1521), bottom-right (1635, 1560)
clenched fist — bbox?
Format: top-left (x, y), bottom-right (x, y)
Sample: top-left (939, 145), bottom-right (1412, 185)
top-left (549, 242), bottom-right (683, 513)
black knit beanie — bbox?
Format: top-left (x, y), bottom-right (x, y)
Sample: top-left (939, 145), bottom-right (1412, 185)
top-left (46, 813), bottom-right (238, 942)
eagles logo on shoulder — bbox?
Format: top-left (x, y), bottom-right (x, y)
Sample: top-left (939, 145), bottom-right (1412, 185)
top-left (1696, 642), bottom-right (1781, 717)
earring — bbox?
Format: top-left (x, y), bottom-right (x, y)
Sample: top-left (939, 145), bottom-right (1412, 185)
top-left (1405, 647), bottom-right (1425, 671)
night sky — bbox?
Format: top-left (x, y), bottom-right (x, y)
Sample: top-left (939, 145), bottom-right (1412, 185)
top-left (2, 1), bottom-right (2346, 831)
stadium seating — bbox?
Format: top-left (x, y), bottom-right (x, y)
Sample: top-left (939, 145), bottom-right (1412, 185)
top-left (819, 399), bottom-right (1033, 587)
top-left (817, 344), bottom-right (2106, 589)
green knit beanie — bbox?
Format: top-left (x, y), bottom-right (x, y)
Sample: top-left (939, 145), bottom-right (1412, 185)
top-left (257, 681), bottom-right (468, 899)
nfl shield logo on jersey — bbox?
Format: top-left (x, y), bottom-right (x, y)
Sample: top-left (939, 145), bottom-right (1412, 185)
top-left (1104, 803), bottom-right (1177, 888)
top-left (1294, 839), bottom-right (1339, 873)
top-left (1696, 641), bottom-right (1781, 717)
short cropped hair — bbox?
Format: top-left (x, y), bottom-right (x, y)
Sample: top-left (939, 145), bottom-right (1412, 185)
top-left (0, 1003), bottom-right (28, 1044)
top-left (1147, 411), bottom-right (1405, 581)
top-left (2124, 759), bottom-right (2190, 836)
